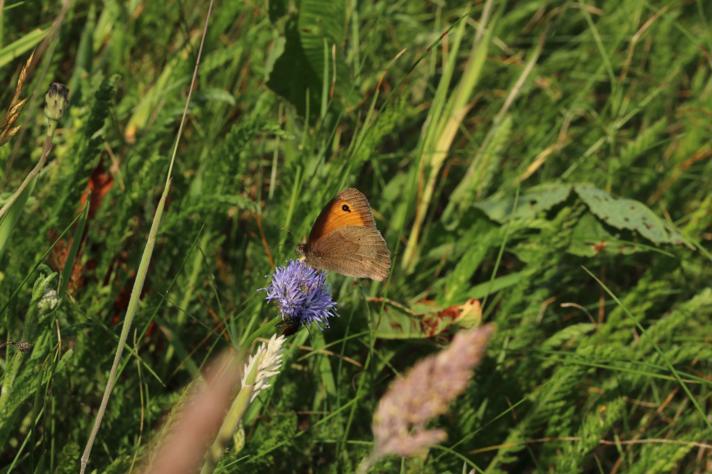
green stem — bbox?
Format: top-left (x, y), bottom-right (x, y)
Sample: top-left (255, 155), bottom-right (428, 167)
top-left (0, 122), bottom-right (55, 223)
top-left (243, 315), bottom-right (282, 347)
top-left (200, 354), bottom-right (260, 474)
top-left (80, 185), bottom-right (169, 474)
top-left (79, 2), bottom-right (214, 472)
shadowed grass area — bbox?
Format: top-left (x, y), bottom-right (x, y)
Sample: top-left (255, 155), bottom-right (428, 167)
top-left (1, 0), bottom-right (711, 472)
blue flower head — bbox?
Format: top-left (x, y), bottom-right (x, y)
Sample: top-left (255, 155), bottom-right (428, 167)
top-left (264, 260), bottom-right (337, 330)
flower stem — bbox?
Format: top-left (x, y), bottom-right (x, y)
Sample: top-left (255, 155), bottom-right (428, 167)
top-left (0, 122), bottom-right (55, 223)
top-left (200, 353), bottom-right (261, 473)
top-left (356, 452), bottom-right (379, 474)
top-left (242, 315), bottom-right (282, 347)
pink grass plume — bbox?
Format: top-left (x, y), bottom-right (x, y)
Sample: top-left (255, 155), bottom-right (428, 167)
top-left (359, 324), bottom-right (496, 472)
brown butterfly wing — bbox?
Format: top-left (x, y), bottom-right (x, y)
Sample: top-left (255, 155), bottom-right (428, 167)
top-left (305, 226), bottom-right (391, 281)
top-left (304, 188), bottom-right (390, 281)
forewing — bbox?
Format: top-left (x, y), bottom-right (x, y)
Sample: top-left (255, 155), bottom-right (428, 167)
top-left (308, 188), bottom-right (376, 242)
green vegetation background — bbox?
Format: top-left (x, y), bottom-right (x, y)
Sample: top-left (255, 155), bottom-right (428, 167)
top-left (1, 0), bottom-right (711, 472)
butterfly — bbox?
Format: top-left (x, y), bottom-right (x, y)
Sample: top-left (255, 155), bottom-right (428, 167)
top-left (298, 187), bottom-right (391, 281)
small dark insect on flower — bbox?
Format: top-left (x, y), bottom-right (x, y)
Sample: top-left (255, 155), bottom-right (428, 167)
top-left (44, 82), bottom-right (69, 122)
top-left (264, 259), bottom-right (337, 334)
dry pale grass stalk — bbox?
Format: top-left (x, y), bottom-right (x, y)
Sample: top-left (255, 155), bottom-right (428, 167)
top-left (0, 51), bottom-right (33, 145)
top-left (139, 351), bottom-right (242, 474)
top-left (359, 324), bottom-right (495, 472)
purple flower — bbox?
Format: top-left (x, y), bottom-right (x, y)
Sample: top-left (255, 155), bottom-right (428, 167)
top-left (264, 260), bottom-right (337, 330)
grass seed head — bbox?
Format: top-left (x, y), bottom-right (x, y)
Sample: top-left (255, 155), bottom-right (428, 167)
top-left (371, 324), bottom-right (495, 459)
top-left (242, 334), bottom-right (287, 402)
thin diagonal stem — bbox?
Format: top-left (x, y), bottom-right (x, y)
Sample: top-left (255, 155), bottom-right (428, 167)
top-left (79, 2), bottom-right (214, 472)
top-left (0, 125), bottom-right (54, 222)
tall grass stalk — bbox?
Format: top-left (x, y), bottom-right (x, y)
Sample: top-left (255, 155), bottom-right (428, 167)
top-left (401, 2), bottom-right (493, 271)
top-left (445, 30), bottom-right (545, 218)
top-left (79, 2), bottom-right (214, 472)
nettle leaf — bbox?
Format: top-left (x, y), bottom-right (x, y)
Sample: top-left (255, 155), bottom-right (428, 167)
top-left (267, 18), bottom-right (321, 115)
top-left (371, 298), bottom-right (482, 339)
top-left (299, 0), bottom-right (344, 73)
top-left (267, 0), bottom-right (356, 115)
top-left (475, 183), bottom-right (572, 223)
top-left (568, 213), bottom-right (648, 257)
top-left (574, 184), bottom-right (685, 245)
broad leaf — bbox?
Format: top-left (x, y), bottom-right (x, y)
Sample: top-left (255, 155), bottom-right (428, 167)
top-left (568, 212), bottom-right (648, 256)
top-left (267, 0), bottom-right (355, 115)
top-left (574, 184), bottom-right (684, 245)
top-left (475, 183), bottom-right (572, 223)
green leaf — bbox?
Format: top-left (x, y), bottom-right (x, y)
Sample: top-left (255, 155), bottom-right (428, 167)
top-left (466, 270), bottom-right (530, 299)
top-left (267, 18), bottom-right (321, 115)
top-left (200, 87), bottom-right (236, 106)
top-left (267, 0), bottom-right (355, 115)
top-left (0, 28), bottom-right (46, 69)
top-left (574, 184), bottom-right (684, 245)
top-left (298, 0), bottom-right (353, 100)
top-left (60, 204), bottom-right (89, 296)
top-left (124, 43), bottom-right (189, 141)
top-left (0, 175), bottom-right (31, 257)
top-left (568, 212), bottom-right (647, 257)
top-left (440, 225), bottom-right (500, 304)
top-left (475, 183), bottom-right (572, 223)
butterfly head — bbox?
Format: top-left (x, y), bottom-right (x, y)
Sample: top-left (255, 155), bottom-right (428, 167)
top-left (296, 242), bottom-right (307, 255)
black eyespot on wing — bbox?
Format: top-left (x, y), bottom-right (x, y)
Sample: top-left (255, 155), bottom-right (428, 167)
top-left (342, 204), bottom-right (351, 212)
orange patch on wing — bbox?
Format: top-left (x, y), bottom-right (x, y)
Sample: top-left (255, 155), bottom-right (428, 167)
top-left (308, 197), bottom-right (371, 241)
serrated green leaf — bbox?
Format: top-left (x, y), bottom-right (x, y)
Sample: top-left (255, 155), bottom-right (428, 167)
top-left (475, 183), bottom-right (572, 223)
top-left (574, 184), bottom-right (683, 245)
top-left (568, 212), bottom-right (646, 257)
top-left (298, 0), bottom-right (354, 103)
top-left (268, 0), bottom-right (355, 115)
